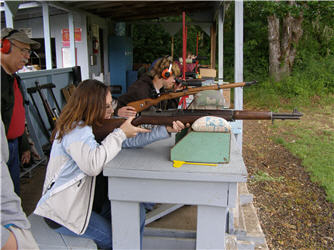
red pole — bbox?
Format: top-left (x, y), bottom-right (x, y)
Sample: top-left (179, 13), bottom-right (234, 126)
top-left (182, 11), bottom-right (186, 80)
top-left (179, 11), bottom-right (188, 109)
top-left (196, 32), bottom-right (199, 73)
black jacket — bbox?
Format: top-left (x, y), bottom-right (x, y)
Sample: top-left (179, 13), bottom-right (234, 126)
top-left (1, 66), bottom-right (30, 153)
top-left (115, 74), bottom-right (178, 115)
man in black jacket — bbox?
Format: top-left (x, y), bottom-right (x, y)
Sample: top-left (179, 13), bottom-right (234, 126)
top-left (1, 28), bottom-right (40, 195)
top-left (115, 56), bottom-right (182, 118)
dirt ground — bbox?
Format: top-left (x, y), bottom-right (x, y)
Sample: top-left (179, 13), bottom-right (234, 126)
top-left (243, 119), bottom-right (334, 249)
top-left (20, 119), bottom-right (334, 249)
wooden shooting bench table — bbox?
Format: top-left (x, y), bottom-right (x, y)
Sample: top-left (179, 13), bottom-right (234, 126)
top-left (104, 135), bottom-right (247, 249)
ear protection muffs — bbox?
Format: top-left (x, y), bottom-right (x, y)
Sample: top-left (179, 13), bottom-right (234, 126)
top-left (0, 29), bottom-right (19, 54)
top-left (162, 63), bottom-right (172, 79)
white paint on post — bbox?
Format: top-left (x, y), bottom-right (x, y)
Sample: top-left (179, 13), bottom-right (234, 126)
top-left (42, 3), bottom-right (52, 69)
top-left (218, 4), bottom-right (224, 83)
top-left (218, 3), bottom-right (225, 105)
top-left (68, 13), bottom-right (76, 66)
top-left (4, 2), bottom-right (14, 28)
top-left (234, 0), bottom-right (244, 152)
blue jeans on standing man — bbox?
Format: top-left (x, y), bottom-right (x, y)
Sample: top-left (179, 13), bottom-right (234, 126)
top-left (7, 138), bottom-right (20, 196)
top-left (55, 201), bottom-right (146, 249)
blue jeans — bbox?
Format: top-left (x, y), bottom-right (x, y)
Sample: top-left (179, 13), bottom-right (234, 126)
top-left (7, 139), bottom-right (20, 196)
top-left (55, 202), bottom-right (146, 249)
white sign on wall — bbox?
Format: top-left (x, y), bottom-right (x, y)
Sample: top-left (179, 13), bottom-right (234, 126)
top-left (62, 47), bottom-right (77, 67)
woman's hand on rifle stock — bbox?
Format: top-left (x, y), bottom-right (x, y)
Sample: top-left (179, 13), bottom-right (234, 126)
top-left (120, 117), bottom-right (150, 138)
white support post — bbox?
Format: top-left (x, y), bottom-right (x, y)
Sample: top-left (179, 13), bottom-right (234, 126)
top-left (68, 13), bottom-right (76, 66)
top-left (42, 3), bottom-right (52, 69)
top-left (218, 4), bottom-right (224, 84)
top-left (4, 2), bottom-right (14, 28)
top-left (234, 0), bottom-right (244, 152)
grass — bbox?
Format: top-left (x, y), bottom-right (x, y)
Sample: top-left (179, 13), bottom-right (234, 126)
top-left (272, 108), bottom-right (334, 202)
top-left (245, 88), bottom-right (334, 202)
top-left (251, 170), bottom-right (285, 182)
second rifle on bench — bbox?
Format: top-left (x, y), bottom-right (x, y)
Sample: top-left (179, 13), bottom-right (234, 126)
top-left (27, 81), bottom-right (61, 135)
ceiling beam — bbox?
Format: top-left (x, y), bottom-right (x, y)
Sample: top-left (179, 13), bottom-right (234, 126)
top-left (44, 1), bottom-right (106, 23)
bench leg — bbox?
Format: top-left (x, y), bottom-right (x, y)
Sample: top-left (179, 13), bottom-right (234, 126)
top-left (111, 201), bottom-right (141, 249)
top-left (196, 205), bottom-right (227, 249)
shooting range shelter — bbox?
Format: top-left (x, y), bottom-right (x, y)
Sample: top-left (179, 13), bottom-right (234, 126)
top-left (1, 1), bottom-right (259, 249)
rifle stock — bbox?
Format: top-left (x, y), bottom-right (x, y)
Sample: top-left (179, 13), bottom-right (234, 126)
top-left (34, 81), bottom-right (57, 129)
top-left (127, 81), bottom-right (257, 112)
top-left (93, 109), bottom-right (302, 141)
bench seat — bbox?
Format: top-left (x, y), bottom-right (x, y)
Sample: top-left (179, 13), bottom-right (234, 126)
top-left (28, 214), bottom-right (97, 250)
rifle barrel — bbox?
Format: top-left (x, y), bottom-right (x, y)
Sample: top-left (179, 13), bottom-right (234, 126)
top-left (272, 111), bottom-right (303, 120)
top-left (128, 81), bottom-right (258, 112)
top-left (244, 80), bottom-right (257, 86)
top-left (176, 78), bottom-right (203, 87)
top-left (93, 109), bottom-right (302, 142)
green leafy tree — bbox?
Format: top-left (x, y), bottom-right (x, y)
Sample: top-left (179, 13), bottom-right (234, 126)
top-left (245, 1), bottom-right (334, 82)
top-left (132, 16), bottom-right (211, 65)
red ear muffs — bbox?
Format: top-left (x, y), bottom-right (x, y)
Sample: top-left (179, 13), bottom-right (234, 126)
top-left (162, 63), bottom-right (172, 79)
top-left (1, 29), bottom-right (19, 54)
top-left (0, 38), bottom-right (12, 54)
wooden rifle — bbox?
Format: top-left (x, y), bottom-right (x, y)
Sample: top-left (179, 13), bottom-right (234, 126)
top-left (29, 81), bottom-right (58, 130)
top-left (127, 81), bottom-right (257, 112)
top-left (93, 108), bottom-right (303, 141)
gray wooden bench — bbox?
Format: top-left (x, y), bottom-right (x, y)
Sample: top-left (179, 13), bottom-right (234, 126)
top-left (28, 214), bottom-right (97, 250)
